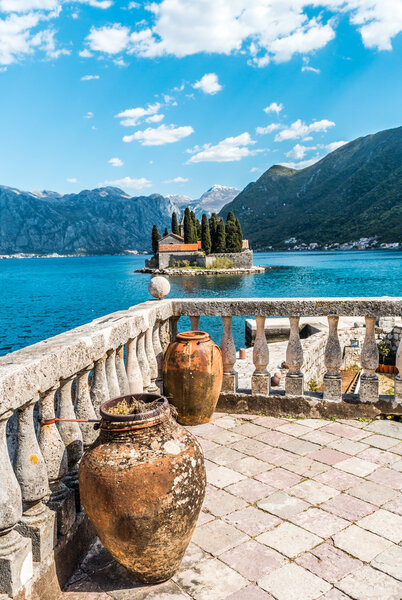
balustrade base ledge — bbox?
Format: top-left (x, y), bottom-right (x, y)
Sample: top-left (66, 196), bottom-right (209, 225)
top-left (218, 391), bottom-right (402, 419)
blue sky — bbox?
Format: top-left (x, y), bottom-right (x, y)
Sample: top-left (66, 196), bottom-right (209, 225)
top-left (0, 0), bottom-right (401, 199)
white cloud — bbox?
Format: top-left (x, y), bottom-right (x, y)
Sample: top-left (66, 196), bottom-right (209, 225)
top-left (256, 123), bottom-right (281, 135)
top-left (250, 167), bottom-right (263, 173)
top-left (187, 132), bottom-right (256, 163)
top-left (67, 177), bottom-right (77, 182)
top-left (286, 143), bottom-right (317, 160)
top-left (264, 102), bottom-right (283, 115)
top-left (79, 48), bottom-right (92, 57)
top-left (280, 155), bottom-right (323, 169)
top-left (325, 140), bottom-right (348, 152)
top-left (146, 113), bottom-right (164, 123)
top-left (116, 102), bottom-right (161, 127)
top-left (123, 123), bottom-right (194, 145)
top-left (108, 157), bottom-right (123, 167)
top-left (275, 118), bottom-right (335, 141)
top-left (0, 0), bottom-right (58, 10)
top-left (76, 0), bottom-right (112, 7)
top-left (101, 176), bottom-right (152, 190)
top-left (301, 56), bottom-right (320, 73)
top-left (128, 1), bottom-right (139, 8)
top-left (84, 111), bottom-right (94, 118)
top-left (81, 74), bottom-right (99, 80)
top-left (86, 24), bottom-right (129, 54)
top-left (193, 72), bottom-right (222, 94)
top-left (164, 176), bottom-right (189, 183)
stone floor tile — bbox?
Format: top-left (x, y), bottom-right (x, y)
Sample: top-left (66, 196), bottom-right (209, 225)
top-left (253, 416), bottom-right (285, 428)
top-left (204, 459), bottom-right (217, 472)
top-left (321, 423), bottom-right (371, 441)
top-left (256, 446), bottom-right (296, 466)
top-left (321, 493), bottom-right (376, 520)
top-left (219, 539), bottom-right (287, 581)
top-left (280, 437), bottom-right (321, 456)
top-left (347, 479), bottom-right (398, 506)
top-left (313, 469), bottom-right (361, 491)
top-left (225, 478), bottom-right (276, 503)
top-left (357, 508), bottom-right (402, 543)
top-left (363, 433), bottom-right (400, 450)
top-left (337, 419), bottom-right (370, 429)
top-left (336, 565), bottom-right (402, 600)
top-left (224, 506), bottom-right (282, 537)
top-left (230, 437), bottom-right (269, 456)
top-left (174, 558), bottom-right (247, 600)
top-left (115, 581), bottom-right (190, 600)
top-left (205, 445), bottom-right (247, 467)
top-left (335, 457), bottom-right (378, 477)
top-left (289, 480), bottom-right (339, 504)
top-left (259, 563), bottom-right (332, 600)
top-left (234, 422), bottom-right (268, 438)
top-left (197, 438), bottom-right (219, 453)
top-left (367, 466), bottom-right (402, 490)
top-left (255, 467), bottom-right (302, 489)
top-left (357, 447), bottom-right (400, 466)
top-left (383, 495), bottom-right (402, 516)
top-left (202, 488), bottom-right (247, 517)
top-left (302, 430), bottom-right (340, 446)
top-left (391, 441), bottom-right (402, 454)
top-left (317, 590), bottom-right (352, 600)
top-left (332, 524), bottom-right (392, 561)
top-left (226, 584), bottom-right (275, 599)
top-left (327, 438), bottom-right (367, 456)
top-left (190, 423), bottom-right (222, 438)
top-left (257, 522), bottom-right (322, 558)
top-left (295, 418), bottom-right (329, 429)
top-left (308, 448), bottom-right (351, 466)
top-left (254, 430), bottom-right (294, 447)
top-left (291, 507), bottom-right (349, 538)
top-left (229, 455), bottom-right (272, 476)
top-left (207, 465), bottom-right (245, 488)
top-left (295, 543), bottom-right (362, 584)
top-left (275, 422), bottom-right (313, 437)
top-left (257, 491), bottom-right (310, 518)
top-left (192, 520), bottom-right (249, 556)
top-left (282, 456), bottom-right (330, 478)
top-left (365, 419), bottom-right (402, 439)
top-left (179, 542), bottom-right (209, 570)
top-left (62, 594), bottom-right (110, 599)
top-left (213, 416), bottom-right (238, 429)
top-left (206, 429), bottom-right (245, 446)
top-left (197, 511), bottom-right (215, 526)
top-left (371, 544), bottom-right (402, 581)
top-left (391, 459), bottom-right (402, 472)
top-left (211, 412), bottom-right (228, 420)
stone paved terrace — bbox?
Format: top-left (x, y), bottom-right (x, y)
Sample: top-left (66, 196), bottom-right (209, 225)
top-left (62, 413), bottom-right (402, 600)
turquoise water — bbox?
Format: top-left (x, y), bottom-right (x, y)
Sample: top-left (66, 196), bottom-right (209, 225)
top-left (1, 250), bottom-right (401, 356)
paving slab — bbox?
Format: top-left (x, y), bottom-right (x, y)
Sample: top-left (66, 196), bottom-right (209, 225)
top-left (336, 564), bottom-right (402, 600)
top-left (371, 544), bottom-right (402, 581)
top-left (226, 585), bottom-right (275, 599)
top-left (191, 520), bottom-right (249, 556)
top-left (289, 480), bottom-right (339, 504)
top-left (295, 543), bottom-right (362, 584)
top-left (335, 457), bottom-right (378, 477)
top-left (347, 480), bottom-right (398, 506)
top-left (223, 506), bottom-right (282, 537)
top-left (365, 419), bottom-right (402, 439)
top-left (255, 467), bottom-right (302, 489)
top-left (174, 558), bottom-right (247, 600)
top-left (257, 491), bottom-right (310, 518)
top-left (259, 563), bottom-right (332, 600)
top-left (257, 522), bottom-right (322, 558)
top-left (362, 434), bottom-right (400, 450)
top-left (202, 488), bottom-right (247, 517)
top-left (229, 455), bottom-right (272, 476)
top-left (332, 524), bottom-right (393, 561)
top-left (367, 466), bottom-right (402, 490)
top-left (207, 465), bottom-right (245, 488)
top-left (219, 539), bottom-right (288, 581)
top-left (291, 507), bottom-right (349, 538)
top-left (357, 508), bottom-right (402, 543)
top-left (225, 478), bottom-right (276, 503)
top-left (313, 469), bottom-right (361, 491)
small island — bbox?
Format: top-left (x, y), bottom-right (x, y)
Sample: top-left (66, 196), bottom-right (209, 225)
top-left (137, 208), bottom-right (265, 275)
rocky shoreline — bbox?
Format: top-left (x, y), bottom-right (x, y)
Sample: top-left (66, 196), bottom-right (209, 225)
top-left (135, 266), bottom-right (267, 275)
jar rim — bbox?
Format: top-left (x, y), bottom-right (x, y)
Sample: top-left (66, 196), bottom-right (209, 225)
top-left (176, 330), bottom-right (209, 342)
top-left (100, 393), bottom-right (168, 423)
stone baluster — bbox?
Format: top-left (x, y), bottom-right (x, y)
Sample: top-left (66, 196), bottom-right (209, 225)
top-left (220, 316), bottom-right (238, 393)
top-left (0, 411), bottom-right (33, 597)
top-left (285, 316), bottom-right (304, 395)
top-left (91, 354), bottom-right (109, 416)
top-left (57, 377), bottom-right (83, 508)
top-left (14, 398), bottom-right (55, 562)
top-left (153, 322), bottom-right (164, 392)
top-left (76, 366), bottom-right (98, 448)
top-left (395, 337), bottom-right (402, 404)
top-left (170, 316), bottom-right (179, 343)
top-left (137, 331), bottom-right (151, 391)
top-left (323, 316), bottom-right (343, 400)
top-left (159, 319), bottom-right (171, 351)
top-left (39, 388), bottom-right (75, 536)
top-left (145, 327), bottom-right (158, 392)
top-left (115, 345), bottom-right (130, 395)
top-left (126, 337), bottom-right (143, 393)
top-left (360, 316), bottom-right (379, 402)
top-left (252, 316), bottom-right (270, 395)
top-left (190, 316), bottom-right (200, 331)
top-left (105, 349), bottom-right (120, 399)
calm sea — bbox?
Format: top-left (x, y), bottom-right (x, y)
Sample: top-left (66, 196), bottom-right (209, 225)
top-left (1, 250), bottom-right (401, 356)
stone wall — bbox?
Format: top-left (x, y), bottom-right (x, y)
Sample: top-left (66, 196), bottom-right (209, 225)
top-left (158, 251), bottom-right (201, 269)
top-left (198, 250), bottom-right (253, 269)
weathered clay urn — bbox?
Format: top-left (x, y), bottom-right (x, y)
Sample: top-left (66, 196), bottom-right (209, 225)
top-left (79, 394), bottom-right (206, 583)
top-left (162, 331), bottom-right (223, 425)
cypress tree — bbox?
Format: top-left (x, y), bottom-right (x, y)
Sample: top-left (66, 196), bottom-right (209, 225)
top-left (171, 212), bottom-right (179, 235)
top-left (201, 214), bottom-right (211, 255)
top-left (152, 224), bottom-right (161, 256)
top-left (183, 207), bottom-right (192, 243)
top-left (163, 227), bottom-right (169, 237)
top-left (225, 212), bottom-right (237, 253)
top-left (235, 218), bottom-right (243, 252)
top-left (215, 219), bottom-right (226, 253)
top-left (196, 218), bottom-right (202, 240)
top-left (209, 213), bottom-right (218, 253)
top-left (190, 211), bottom-right (198, 242)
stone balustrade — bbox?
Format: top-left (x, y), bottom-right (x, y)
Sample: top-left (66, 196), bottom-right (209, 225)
top-left (0, 296), bottom-right (401, 598)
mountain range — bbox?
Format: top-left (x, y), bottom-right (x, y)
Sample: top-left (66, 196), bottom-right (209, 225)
top-left (1, 126), bottom-right (401, 255)
top-left (220, 126), bottom-right (402, 249)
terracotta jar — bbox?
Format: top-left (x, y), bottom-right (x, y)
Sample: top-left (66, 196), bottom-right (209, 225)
top-left (163, 331), bottom-right (223, 425)
top-left (79, 394), bottom-right (206, 584)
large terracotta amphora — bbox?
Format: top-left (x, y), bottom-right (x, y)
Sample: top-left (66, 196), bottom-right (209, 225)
top-left (79, 394), bottom-right (206, 583)
top-left (162, 331), bottom-right (223, 425)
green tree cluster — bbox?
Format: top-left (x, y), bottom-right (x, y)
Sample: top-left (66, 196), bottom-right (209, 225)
top-left (151, 224), bottom-right (161, 256)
